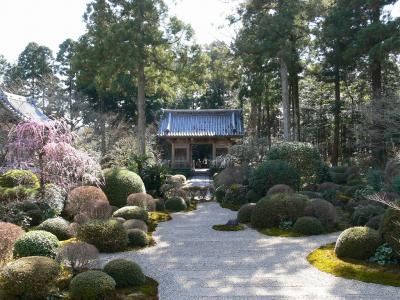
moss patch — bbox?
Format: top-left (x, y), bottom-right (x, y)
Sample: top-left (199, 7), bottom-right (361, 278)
top-left (259, 227), bottom-right (304, 237)
top-left (212, 224), bottom-right (245, 231)
top-left (220, 203), bottom-right (241, 211)
top-left (116, 276), bottom-right (158, 300)
top-left (307, 243), bottom-right (400, 286)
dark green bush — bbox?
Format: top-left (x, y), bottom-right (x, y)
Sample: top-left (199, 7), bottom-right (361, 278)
top-left (103, 259), bottom-right (145, 288)
top-left (329, 166), bottom-right (348, 185)
top-left (37, 217), bottom-right (73, 240)
top-left (366, 214), bottom-right (384, 230)
top-left (165, 196), bottom-right (187, 211)
top-left (352, 204), bottom-right (385, 226)
top-left (215, 186), bottom-right (226, 203)
top-left (298, 191), bottom-right (323, 199)
top-left (112, 206), bottom-right (149, 221)
top-left (103, 168), bottom-right (145, 207)
top-left (127, 193), bottom-right (156, 211)
top-left (154, 198), bottom-right (165, 211)
top-left (380, 208), bottom-right (400, 255)
top-left (69, 270), bottom-right (116, 300)
top-left (127, 229), bottom-right (149, 247)
top-left (248, 160), bottom-right (300, 196)
top-left (0, 256), bottom-right (60, 300)
top-left (123, 219), bottom-right (148, 232)
top-left (237, 203), bottom-right (256, 223)
top-left (293, 216), bottom-right (324, 235)
top-left (267, 184), bottom-right (293, 196)
top-left (0, 169), bottom-right (39, 188)
top-left (77, 219), bottom-right (128, 252)
top-left (245, 189), bottom-right (262, 203)
top-left (366, 169), bottom-right (384, 192)
top-left (251, 193), bottom-right (309, 229)
top-left (304, 199), bottom-right (336, 229)
top-left (214, 166), bottom-right (248, 188)
top-left (140, 164), bottom-right (169, 196)
top-left (223, 184), bottom-right (247, 205)
top-left (335, 226), bottom-right (382, 260)
top-left (13, 230), bottom-right (59, 258)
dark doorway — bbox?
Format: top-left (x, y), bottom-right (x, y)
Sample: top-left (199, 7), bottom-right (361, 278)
top-left (192, 144), bottom-right (212, 169)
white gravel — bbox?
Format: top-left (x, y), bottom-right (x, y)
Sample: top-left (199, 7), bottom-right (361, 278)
top-left (98, 202), bottom-right (400, 299)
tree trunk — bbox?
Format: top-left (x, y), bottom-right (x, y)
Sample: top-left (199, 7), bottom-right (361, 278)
top-left (137, 60), bottom-right (146, 156)
top-left (331, 66), bottom-right (341, 166)
top-left (249, 99), bottom-right (258, 136)
top-left (280, 56), bottom-right (290, 141)
top-left (293, 73), bottom-right (300, 141)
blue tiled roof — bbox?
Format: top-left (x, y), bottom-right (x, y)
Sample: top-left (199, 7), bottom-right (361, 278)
top-left (0, 90), bottom-right (49, 122)
top-left (158, 109), bottom-right (244, 137)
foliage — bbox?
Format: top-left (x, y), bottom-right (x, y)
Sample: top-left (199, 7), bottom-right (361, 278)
top-left (165, 196), bottom-right (187, 212)
top-left (127, 229), bottom-right (149, 247)
top-left (351, 204), bottom-right (385, 226)
top-left (155, 198), bottom-right (165, 211)
top-left (38, 183), bottom-right (66, 215)
top-left (66, 185), bottom-right (109, 217)
top-left (103, 168), bottom-right (146, 207)
top-left (248, 160), bottom-right (300, 196)
top-left (369, 243), bottom-right (398, 266)
top-left (293, 216), bottom-right (324, 235)
top-left (214, 186), bottom-right (226, 203)
top-left (237, 203), bottom-right (256, 223)
top-left (37, 217), bottom-right (73, 240)
top-left (0, 169), bottom-right (39, 188)
top-left (166, 174), bottom-right (187, 186)
top-left (69, 270), bottom-right (116, 300)
top-left (304, 199), bottom-right (336, 229)
top-left (56, 241), bottom-right (99, 274)
top-left (223, 184), bottom-right (248, 206)
top-left (103, 259), bottom-right (146, 288)
top-left (0, 222), bottom-right (24, 266)
top-left (214, 166), bottom-right (248, 188)
top-left (379, 208), bottom-right (400, 255)
top-left (140, 164), bottom-right (169, 196)
top-left (366, 169), bottom-right (384, 192)
top-left (77, 219), bottom-right (128, 252)
top-left (13, 230), bottom-right (59, 258)
top-left (212, 224), bottom-right (245, 231)
top-left (228, 136), bottom-right (269, 165)
top-left (123, 219), bottom-right (148, 232)
top-left (267, 184), bottom-right (293, 196)
top-left (112, 206), bottom-right (149, 221)
top-left (259, 227), bottom-right (303, 237)
top-left (366, 214), bottom-right (384, 230)
top-left (335, 227), bottom-right (382, 260)
top-left (127, 193), bottom-right (156, 212)
top-left (0, 256), bottom-right (61, 300)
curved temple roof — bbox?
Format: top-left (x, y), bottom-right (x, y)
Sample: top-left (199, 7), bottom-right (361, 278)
top-left (158, 109), bottom-right (244, 137)
top-left (0, 89), bottom-right (49, 122)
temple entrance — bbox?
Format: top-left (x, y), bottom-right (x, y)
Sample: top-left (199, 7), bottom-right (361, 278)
top-left (192, 144), bottom-right (212, 169)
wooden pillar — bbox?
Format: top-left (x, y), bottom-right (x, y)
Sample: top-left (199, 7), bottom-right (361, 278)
top-left (212, 142), bottom-right (216, 160)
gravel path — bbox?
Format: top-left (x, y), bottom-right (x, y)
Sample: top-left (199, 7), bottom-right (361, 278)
top-left (99, 202), bottom-right (400, 299)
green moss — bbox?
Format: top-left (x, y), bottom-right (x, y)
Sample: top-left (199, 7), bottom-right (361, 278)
top-left (259, 227), bottom-right (304, 237)
top-left (116, 276), bottom-right (158, 300)
top-left (212, 224), bottom-right (245, 231)
top-left (307, 243), bottom-right (400, 286)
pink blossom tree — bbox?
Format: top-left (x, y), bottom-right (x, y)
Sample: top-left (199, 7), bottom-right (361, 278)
top-left (5, 120), bottom-right (102, 189)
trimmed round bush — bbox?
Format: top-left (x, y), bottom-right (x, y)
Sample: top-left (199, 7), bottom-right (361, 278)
top-left (69, 270), bottom-right (116, 300)
top-left (13, 230), bottom-right (59, 258)
top-left (317, 182), bottom-right (340, 192)
top-left (0, 222), bottom-right (24, 265)
top-left (127, 229), bottom-right (149, 247)
top-left (251, 193), bottom-right (309, 229)
top-left (380, 208), bottom-right (400, 255)
top-left (248, 160), bottom-right (300, 196)
top-left (0, 256), bottom-right (61, 299)
top-left (351, 204), bottom-right (385, 226)
top-left (123, 219), bottom-right (148, 232)
top-left (267, 184), bottom-right (294, 196)
top-left (155, 198), bottom-right (165, 211)
top-left (223, 184), bottom-right (247, 205)
top-left (127, 192), bottom-right (156, 211)
top-left (103, 168), bottom-right (146, 207)
top-left (37, 217), bottom-right (73, 240)
top-left (215, 186), bottom-right (226, 202)
top-left (0, 169), bottom-right (39, 188)
top-left (112, 206), bottom-right (149, 221)
top-left (366, 214), bottom-right (384, 230)
top-left (237, 203), bottom-right (256, 223)
top-left (66, 186), bottom-right (109, 217)
top-left (103, 259), bottom-right (145, 288)
top-left (298, 191), bottom-right (323, 199)
top-left (214, 166), bottom-right (247, 188)
top-left (335, 226), bottom-right (382, 260)
top-left (166, 174), bottom-right (187, 186)
top-left (165, 196), bottom-right (187, 211)
top-left (304, 199), bottom-right (336, 229)
top-left (77, 219), bottom-right (128, 252)
top-left (293, 216), bottom-right (324, 235)
top-left (245, 189), bottom-right (262, 203)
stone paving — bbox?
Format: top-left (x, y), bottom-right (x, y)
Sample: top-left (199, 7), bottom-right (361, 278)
top-left (99, 202), bottom-right (400, 300)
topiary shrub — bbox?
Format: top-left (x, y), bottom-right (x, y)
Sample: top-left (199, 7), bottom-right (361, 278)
top-left (56, 241), bottom-right (99, 274)
top-left (66, 186), bottom-right (109, 217)
top-left (304, 199), bottom-right (336, 229)
top-left (366, 214), bottom-right (384, 230)
top-left (214, 185), bottom-right (226, 203)
top-left (335, 226), bottom-right (382, 260)
top-left (154, 198), bottom-right (165, 211)
top-left (13, 230), bottom-right (59, 258)
top-left (127, 192), bottom-right (156, 212)
top-left (127, 229), bottom-right (149, 247)
top-left (77, 219), bottom-right (128, 253)
top-left (267, 184), bottom-right (294, 196)
top-left (0, 221), bottom-right (24, 265)
top-left (317, 182), bottom-right (340, 192)
top-left (103, 168), bottom-right (146, 207)
top-left (251, 193), bottom-right (309, 229)
top-left (293, 216), bottom-right (324, 235)
top-left (351, 204), bottom-right (386, 226)
top-left (0, 256), bottom-right (61, 299)
top-left (223, 184), bottom-right (247, 205)
top-left (248, 160), bottom-right (300, 196)
top-left (380, 208), bottom-right (400, 255)
top-left (166, 174), bottom-right (186, 186)
top-left (237, 203), bottom-right (256, 223)
top-left (245, 189), bottom-right (262, 203)
top-left (165, 196), bottom-right (187, 211)
top-left (69, 270), bottom-right (116, 300)
top-left (214, 166), bottom-right (248, 188)
top-left (103, 259), bottom-right (145, 288)
top-left (112, 206), bottom-right (149, 221)
top-left (0, 169), bottom-right (40, 188)
top-left (37, 217), bottom-right (73, 240)
top-left (123, 219), bottom-right (148, 232)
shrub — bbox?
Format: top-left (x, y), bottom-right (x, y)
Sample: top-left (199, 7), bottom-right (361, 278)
top-left (165, 196), bottom-right (187, 211)
top-left (251, 193), bottom-right (309, 228)
top-left (237, 203), bottom-right (256, 223)
top-left (366, 214), bottom-right (384, 230)
top-left (317, 182), bottom-right (340, 192)
top-left (335, 226), bottom-right (382, 260)
top-left (155, 198), bottom-right (165, 211)
top-left (0, 222), bottom-right (24, 265)
top-left (112, 206), bottom-right (149, 221)
top-left (304, 199), bottom-right (336, 229)
top-left (37, 217), bottom-right (73, 240)
top-left (329, 166), bottom-right (349, 184)
top-left (13, 230), bottom-right (59, 258)
top-left (127, 229), bottom-right (149, 247)
top-left (351, 204), bottom-right (386, 226)
top-left (380, 208), bottom-right (400, 255)
top-left (214, 166), bottom-right (248, 188)
top-left (248, 160), bottom-right (300, 196)
top-left (123, 219), bottom-right (148, 232)
top-left (0, 256), bottom-right (60, 299)
top-left (77, 219), bottom-right (128, 252)
top-left (267, 184), bottom-right (293, 196)
top-left (103, 259), bottom-right (145, 288)
top-left (66, 186), bottom-right (109, 217)
top-left (103, 168), bottom-right (146, 207)
top-left (69, 270), bottom-right (116, 300)
top-left (0, 169), bottom-right (39, 188)
top-left (38, 183), bottom-right (66, 214)
top-left (298, 191), bottom-right (323, 199)
top-left (245, 189), bottom-right (262, 203)
top-left (293, 216), bottom-right (324, 235)
top-left (214, 186), bottom-right (226, 202)
top-left (140, 164), bottom-right (168, 196)
top-left (127, 192), bottom-right (156, 211)
top-left (56, 242), bottom-right (99, 274)
top-left (166, 174), bottom-right (187, 186)
top-left (223, 184), bottom-right (247, 205)
top-left (0, 185), bottom-right (38, 203)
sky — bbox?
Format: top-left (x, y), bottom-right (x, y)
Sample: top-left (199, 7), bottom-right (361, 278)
top-left (0, 0), bottom-right (399, 63)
